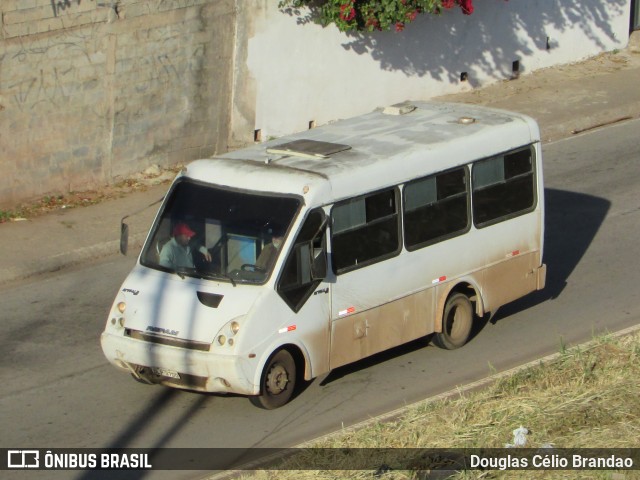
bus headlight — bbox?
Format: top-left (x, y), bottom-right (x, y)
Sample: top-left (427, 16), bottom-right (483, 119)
top-left (106, 294), bottom-right (127, 331)
top-left (212, 317), bottom-right (243, 348)
top-left (110, 317), bottom-right (125, 327)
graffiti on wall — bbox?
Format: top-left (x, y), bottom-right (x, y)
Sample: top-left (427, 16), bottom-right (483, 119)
top-left (2, 30), bottom-right (100, 113)
top-left (50, 0), bottom-right (83, 17)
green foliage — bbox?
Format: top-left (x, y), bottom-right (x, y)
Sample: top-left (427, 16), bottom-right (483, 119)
top-left (0, 210), bottom-right (15, 223)
top-left (279, 0), bottom-right (476, 33)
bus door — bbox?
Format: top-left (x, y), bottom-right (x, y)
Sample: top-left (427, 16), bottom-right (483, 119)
top-left (276, 208), bottom-right (331, 376)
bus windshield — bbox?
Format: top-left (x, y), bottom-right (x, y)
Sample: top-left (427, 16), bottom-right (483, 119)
top-left (141, 179), bottom-right (301, 284)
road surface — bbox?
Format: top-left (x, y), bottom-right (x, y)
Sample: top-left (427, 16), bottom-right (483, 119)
top-left (1, 119), bottom-right (639, 479)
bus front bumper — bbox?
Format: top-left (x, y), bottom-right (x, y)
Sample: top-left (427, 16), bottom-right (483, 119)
top-left (100, 332), bottom-right (257, 395)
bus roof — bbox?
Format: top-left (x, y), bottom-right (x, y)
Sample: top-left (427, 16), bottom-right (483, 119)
top-left (184, 101), bottom-right (540, 206)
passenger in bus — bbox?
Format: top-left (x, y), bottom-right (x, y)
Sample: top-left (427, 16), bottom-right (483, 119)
top-left (159, 222), bottom-right (211, 269)
top-left (256, 233), bottom-right (284, 271)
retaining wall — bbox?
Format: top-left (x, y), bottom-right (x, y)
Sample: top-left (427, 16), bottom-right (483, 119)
top-left (0, 0), bottom-right (632, 207)
top-left (239, 0), bottom-right (632, 141)
top-left (0, 0), bottom-right (235, 208)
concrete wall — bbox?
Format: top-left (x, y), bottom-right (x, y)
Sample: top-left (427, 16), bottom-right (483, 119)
top-left (0, 0), bottom-right (632, 207)
top-left (239, 0), bottom-right (631, 141)
top-left (0, 0), bottom-right (235, 208)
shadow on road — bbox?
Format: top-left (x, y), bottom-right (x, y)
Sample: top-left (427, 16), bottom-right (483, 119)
top-left (490, 188), bottom-right (610, 323)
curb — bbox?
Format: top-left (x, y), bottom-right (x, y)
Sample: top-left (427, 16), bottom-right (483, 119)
top-left (298, 323), bottom-right (640, 448)
top-left (208, 322), bottom-right (640, 478)
top-left (0, 233), bottom-right (147, 286)
top-left (541, 108), bottom-right (640, 144)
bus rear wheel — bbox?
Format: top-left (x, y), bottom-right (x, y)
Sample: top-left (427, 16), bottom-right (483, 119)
top-left (250, 349), bottom-right (296, 409)
top-left (433, 292), bottom-right (473, 350)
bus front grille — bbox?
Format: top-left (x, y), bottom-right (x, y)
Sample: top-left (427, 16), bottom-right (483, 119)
top-left (125, 329), bottom-right (211, 352)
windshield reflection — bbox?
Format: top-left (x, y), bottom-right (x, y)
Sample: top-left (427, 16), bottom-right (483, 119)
top-left (141, 179), bottom-right (301, 284)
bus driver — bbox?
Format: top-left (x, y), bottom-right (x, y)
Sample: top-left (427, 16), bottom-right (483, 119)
top-left (159, 222), bottom-right (211, 269)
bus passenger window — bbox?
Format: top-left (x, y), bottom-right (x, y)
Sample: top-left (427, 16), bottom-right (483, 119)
top-left (331, 189), bottom-right (400, 274)
top-left (403, 167), bottom-right (469, 250)
top-left (472, 147), bottom-right (536, 227)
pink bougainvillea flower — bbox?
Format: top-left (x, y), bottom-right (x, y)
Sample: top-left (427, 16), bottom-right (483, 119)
top-left (458, 0), bottom-right (474, 14)
top-left (339, 2), bottom-right (356, 22)
top-left (406, 9), bottom-right (419, 21)
top-left (365, 16), bottom-right (380, 29)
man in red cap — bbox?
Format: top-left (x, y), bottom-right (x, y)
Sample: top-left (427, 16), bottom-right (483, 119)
top-left (159, 222), bottom-right (211, 269)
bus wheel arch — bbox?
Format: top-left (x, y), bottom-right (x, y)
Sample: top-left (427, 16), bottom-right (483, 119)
top-left (433, 284), bottom-right (479, 350)
top-left (250, 345), bottom-right (305, 409)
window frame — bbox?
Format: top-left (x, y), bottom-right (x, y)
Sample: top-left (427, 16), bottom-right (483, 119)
top-left (330, 187), bottom-right (402, 276)
top-left (471, 145), bottom-right (538, 229)
top-left (402, 165), bottom-right (471, 252)
top-left (139, 178), bottom-right (302, 284)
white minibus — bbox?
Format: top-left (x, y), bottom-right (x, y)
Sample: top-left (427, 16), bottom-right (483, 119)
top-left (101, 101), bottom-right (546, 409)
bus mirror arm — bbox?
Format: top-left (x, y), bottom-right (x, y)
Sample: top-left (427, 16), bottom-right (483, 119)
top-left (118, 196), bottom-right (165, 256)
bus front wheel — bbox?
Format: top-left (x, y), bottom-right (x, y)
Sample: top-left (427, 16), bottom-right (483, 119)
top-left (433, 293), bottom-right (473, 350)
top-left (250, 349), bottom-right (296, 409)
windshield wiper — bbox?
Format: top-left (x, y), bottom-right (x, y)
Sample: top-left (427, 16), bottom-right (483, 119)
top-left (174, 268), bottom-right (187, 279)
top-left (225, 273), bottom-right (237, 287)
top-left (198, 271), bottom-right (237, 287)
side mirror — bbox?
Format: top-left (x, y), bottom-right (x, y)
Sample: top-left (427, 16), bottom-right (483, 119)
top-left (118, 195), bottom-right (164, 257)
top-left (120, 221), bottom-right (129, 255)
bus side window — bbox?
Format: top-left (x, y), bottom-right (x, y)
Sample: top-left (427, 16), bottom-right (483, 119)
top-left (472, 147), bottom-right (536, 227)
top-left (277, 209), bottom-right (327, 312)
top-left (331, 188), bottom-right (401, 274)
top-left (403, 167), bottom-right (470, 250)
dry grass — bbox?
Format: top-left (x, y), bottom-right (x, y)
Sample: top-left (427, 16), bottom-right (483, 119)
top-left (235, 331), bottom-right (640, 480)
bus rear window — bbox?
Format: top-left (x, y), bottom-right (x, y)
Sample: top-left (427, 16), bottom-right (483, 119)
top-left (472, 147), bottom-right (536, 227)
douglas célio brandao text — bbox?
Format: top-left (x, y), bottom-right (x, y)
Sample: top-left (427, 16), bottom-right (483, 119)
top-left (470, 453), bottom-right (634, 470)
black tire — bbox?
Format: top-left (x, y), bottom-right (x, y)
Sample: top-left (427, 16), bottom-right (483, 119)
top-left (433, 292), bottom-right (473, 350)
top-left (250, 349), bottom-right (296, 409)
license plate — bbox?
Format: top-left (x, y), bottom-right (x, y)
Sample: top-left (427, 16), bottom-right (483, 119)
top-left (152, 367), bottom-right (180, 379)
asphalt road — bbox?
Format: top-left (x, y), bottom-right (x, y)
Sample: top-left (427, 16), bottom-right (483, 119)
top-left (1, 119), bottom-right (639, 480)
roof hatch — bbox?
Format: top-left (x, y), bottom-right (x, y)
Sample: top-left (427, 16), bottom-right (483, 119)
top-left (382, 102), bottom-right (417, 115)
top-left (266, 139), bottom-right (351, 159)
